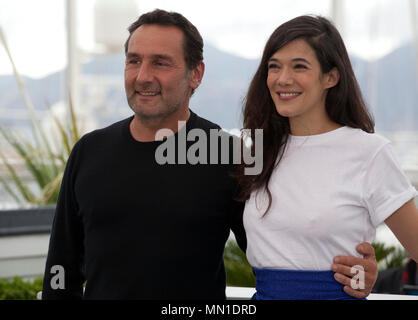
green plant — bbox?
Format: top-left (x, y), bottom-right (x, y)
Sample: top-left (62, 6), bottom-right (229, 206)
top-left (372, 241), bottom-right (409, 270)
top-left (0, 26), bottom-right (80, 205)
top-left (223, 240), bottom-right (256, 287)
top-left (0, 277), bottom-right (43, 300)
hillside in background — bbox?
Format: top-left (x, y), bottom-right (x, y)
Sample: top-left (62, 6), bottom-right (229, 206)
top-left (0, 42), bottom-right (417, 132)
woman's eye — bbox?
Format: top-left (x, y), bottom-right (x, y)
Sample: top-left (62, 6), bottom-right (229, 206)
top-left (268, 64), bottom-right (279, 69)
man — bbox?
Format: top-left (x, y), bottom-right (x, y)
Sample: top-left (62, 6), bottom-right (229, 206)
top-left (42, 9), bottom-right (377, 299)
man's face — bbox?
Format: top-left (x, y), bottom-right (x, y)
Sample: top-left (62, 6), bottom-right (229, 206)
top-left (124, 25), bottom-right (194, 120)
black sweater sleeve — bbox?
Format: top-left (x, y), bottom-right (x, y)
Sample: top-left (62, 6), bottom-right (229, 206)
top-left (229, 198), bottom-right (247, 253)
top-left (42, 139), bottom-right (85, 299)
top-left (226, 134), bottom-right (247, 253)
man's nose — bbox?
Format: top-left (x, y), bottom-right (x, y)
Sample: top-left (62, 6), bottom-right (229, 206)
top-left (136, 62), bottom-right (153, 83)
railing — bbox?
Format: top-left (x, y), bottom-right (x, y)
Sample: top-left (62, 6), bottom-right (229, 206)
top-left (225, 286), bottom-right (418, 300)
top-left (35, 287), bottom-right (418, 300)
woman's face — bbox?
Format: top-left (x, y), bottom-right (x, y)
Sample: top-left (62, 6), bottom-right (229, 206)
top-left (267, 39), bottom-right (338, 128)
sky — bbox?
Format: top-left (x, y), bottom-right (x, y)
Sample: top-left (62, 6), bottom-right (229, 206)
top-left (0, 0), bottom-right (416, 79)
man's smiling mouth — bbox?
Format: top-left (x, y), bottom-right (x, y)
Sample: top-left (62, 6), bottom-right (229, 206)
top-left (136, 90), bottom-right (161, 96)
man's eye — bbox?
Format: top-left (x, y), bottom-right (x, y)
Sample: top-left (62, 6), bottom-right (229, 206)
top-left (294, 64), bottom-right (307, 69)
top-left (155, 61), bottom-right (169, 67)
top-left (127, 60), bottom-right (139, 65)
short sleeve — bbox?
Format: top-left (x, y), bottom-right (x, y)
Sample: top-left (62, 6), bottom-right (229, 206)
top-left (363, 143), bottom-right (418, 227)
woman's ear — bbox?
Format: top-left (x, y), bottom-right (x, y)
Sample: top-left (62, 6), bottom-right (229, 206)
top-left (324, 67), bottom-right (340, 89)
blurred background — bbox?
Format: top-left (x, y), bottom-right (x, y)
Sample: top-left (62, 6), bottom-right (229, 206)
top-left (0, 0), bottom-right (417, 298)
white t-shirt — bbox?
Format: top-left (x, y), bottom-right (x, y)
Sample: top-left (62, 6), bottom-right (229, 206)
top-left (243, 126), bottom-right (418, 271)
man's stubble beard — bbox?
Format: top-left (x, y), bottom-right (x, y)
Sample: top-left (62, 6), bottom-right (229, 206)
top-left (127, 69), bottom-right (192, 123)
top-left (129, 86), bottom-right (190, 123)
top-left (131, 100), bottom-right (182, 121)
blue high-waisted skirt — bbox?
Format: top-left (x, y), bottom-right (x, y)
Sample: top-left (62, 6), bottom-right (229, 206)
top-left (252, 267), bottom-right (365, 300)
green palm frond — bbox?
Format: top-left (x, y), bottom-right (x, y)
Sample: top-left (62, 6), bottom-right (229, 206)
top-left (49, 108), bottom-right (72, 159)
top-left (0, 112), bottom-right (79, 205)
top-left (372, 241), bottom-right (409, 270)
top-left (41, 171), bottom-right (64, 205)
top-left (0, 147), bottom-right (36, 203)
top-left (0, 26), bottom-right (81, 206)
top-left (69, 97), bottom-right (80, 143)
top-left (0, 174), bottom-right (23, 205)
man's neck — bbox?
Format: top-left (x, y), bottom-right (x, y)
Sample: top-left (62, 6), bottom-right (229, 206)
top-left (130, 108), bottom-right (191, 142)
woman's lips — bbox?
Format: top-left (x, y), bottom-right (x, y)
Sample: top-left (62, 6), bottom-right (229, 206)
top-left (277, 92), bottom-right (302, 101)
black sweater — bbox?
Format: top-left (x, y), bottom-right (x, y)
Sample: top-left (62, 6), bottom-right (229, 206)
top-left (42, 111), bottom-right (246, 299)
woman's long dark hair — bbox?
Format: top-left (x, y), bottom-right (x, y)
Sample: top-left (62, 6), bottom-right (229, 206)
top-left (235, 15), bottom-right (375, 215)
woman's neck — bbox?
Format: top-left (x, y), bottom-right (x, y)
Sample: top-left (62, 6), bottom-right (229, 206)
top-left (289, 110), bottom-right (342, 136)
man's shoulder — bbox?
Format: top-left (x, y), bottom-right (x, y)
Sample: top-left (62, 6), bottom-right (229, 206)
top-left (191, 111), bottom-right (222, 131)
top-left (81, 116), bottom-right (132, 143)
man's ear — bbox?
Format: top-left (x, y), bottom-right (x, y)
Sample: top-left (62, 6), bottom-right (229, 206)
top-left (324, 67), bottom-right (340, 89)
top-left (189, 61), bottom-right (205, 89)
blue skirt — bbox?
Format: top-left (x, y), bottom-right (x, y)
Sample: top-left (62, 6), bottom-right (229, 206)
top-left (252, 267), bottom-right (365, 300)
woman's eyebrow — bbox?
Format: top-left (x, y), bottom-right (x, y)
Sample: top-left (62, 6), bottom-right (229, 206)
top-left (267, 57), bottom-right (311, 65)
top-left (292, 58), bottom-right (311, 65)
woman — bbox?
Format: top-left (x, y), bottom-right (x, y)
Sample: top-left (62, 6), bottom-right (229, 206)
top-left (236, 15), bottom-right (418, 300)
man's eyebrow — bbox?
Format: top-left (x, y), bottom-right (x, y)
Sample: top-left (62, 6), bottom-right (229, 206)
top-left (126, 52), bottom-right (140, 58)
top-left (125, 52), bottom-right (174, 62)
top-left (152, 54), bottom-right (175, 62)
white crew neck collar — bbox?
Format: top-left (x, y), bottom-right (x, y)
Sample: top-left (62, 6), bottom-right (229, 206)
top-left (288, 126), bottom-right (350, 145)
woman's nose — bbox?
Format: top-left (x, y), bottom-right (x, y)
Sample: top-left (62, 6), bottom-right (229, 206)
top-left (277, 68), bottom-right (294, 86)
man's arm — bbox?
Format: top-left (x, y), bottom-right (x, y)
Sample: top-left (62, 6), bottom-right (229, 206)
top-left (229, 199), bottom-right (247, 253)
top-left (331, 242), bottom-right (378, 299)
top-left (42, 140), bottom-right (85, 299)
